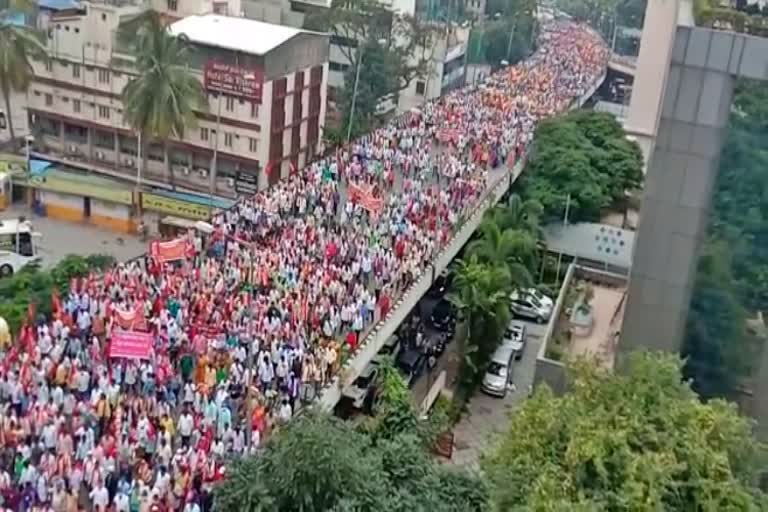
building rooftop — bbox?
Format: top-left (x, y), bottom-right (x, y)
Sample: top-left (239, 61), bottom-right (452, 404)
top-left (169, 14), bottom-right (308, 56)
top-left (543, 222), bottom-right (635, 272)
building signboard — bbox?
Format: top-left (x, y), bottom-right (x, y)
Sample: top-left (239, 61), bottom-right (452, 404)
top-left (204, 61), bottom-right (264, 103)
top-left (234, 170), bottom-right (258, 195)
top-left (141, 193), bottom-right (211, 220)
top-left (30, 173), bottom-right (133, 205)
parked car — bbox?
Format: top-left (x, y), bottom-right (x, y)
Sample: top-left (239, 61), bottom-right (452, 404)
top-left (427, 269), bottom-right (453, 298)
top-left (342, 363), bottom-right (379, 409)
top-left (396, 348), bottom-right (427, 387)
top-left (524, 287), bottom-right (554, 310)
top-left (504, 320), bottom-right (527, 360)
top-left (481, 341), bottom-right (516, 397)
top-left (430, 298), bottom-right (456, 333)
top-left (509, 289), bottom-right (553, 323)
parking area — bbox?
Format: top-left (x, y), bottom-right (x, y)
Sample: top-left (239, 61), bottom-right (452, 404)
top-left (449, 317), bottom-right (547, 469)
top-left (2, 204), bottom-right (145, 267)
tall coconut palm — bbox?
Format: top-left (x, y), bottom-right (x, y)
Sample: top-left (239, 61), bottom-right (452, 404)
top-left (466, 219), bottom-right (537, 287)
top-left (121, 11), bottom-right (207, 186)
top-left (0, 23), bottom-right (46, 140)
top-left (485, 193), bottom-right (544, 237)
top-left (447, 256), bottom-right (512, 383)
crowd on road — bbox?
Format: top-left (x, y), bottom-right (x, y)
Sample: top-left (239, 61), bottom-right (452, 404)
top-left (0, 21), bottom-right (607, 512)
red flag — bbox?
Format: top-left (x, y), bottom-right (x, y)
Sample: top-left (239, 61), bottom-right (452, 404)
top-left (289, 160), bottom-right (298, 175)
top-left (265, 160), bottom-right (275, 176)
top-left (51, 290), bottom-right (62, 315)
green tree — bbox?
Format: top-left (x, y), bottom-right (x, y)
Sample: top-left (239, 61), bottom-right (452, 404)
top-left (121, 11), bottom-right (207, 186)
top-left (484, 193), bottom-right (544, 241)
top-left (0, 22), bottom-right (46, 139)
top-left (483, 351), bottom-right (768, 511)
top-left (308, 0), bottom-right (438, 132)
top-left (466, 220), bottom-right (537, 282)
top-left (521, 111), bottom-right (643, 222)
top-left (447, 256), bottom-right (512, 387)
top-left (213, 413), bottom-right (489, 512)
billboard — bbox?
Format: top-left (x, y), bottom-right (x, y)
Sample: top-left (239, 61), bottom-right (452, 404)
top-left (204, 61), bottom-right (264, 103)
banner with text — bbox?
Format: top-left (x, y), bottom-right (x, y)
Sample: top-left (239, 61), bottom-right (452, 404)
top-left (109, 330), bottom-right (153, 359)
top-left (149, 237), bottom-right (192, 263)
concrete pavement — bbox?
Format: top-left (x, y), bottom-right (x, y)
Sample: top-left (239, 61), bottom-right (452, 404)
top-left (449, 319), bottom-right (546, 469)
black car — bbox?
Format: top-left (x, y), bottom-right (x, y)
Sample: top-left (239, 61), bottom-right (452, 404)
top-left (430, 298), bottom-right (456, 333)
top-left (427, 270), bottom-right (453, 298)
top-left (396, 348), bottom-right (428, 387)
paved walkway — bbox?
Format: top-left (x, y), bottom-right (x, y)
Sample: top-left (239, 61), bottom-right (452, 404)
top-left (3, 204), bottom-right (146, 267)
top-left (449, 322), bottom-right (545, 469)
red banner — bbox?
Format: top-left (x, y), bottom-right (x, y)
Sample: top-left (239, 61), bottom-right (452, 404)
top-left (348, 183), bottom-right (384, 214)
top-left (109, 330), bottom-right (153, 360)
top-left (150, 238), bottom-right (192, 263)
top-left (204, 61), bottom-right (264, 103)
top-left (113, 304), bottom-right (148, 331)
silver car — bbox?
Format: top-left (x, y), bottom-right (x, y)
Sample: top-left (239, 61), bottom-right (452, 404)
top-left (481, 342), bottom-right (516, 397)
top-left (504, 320), bottom-right (527, 360)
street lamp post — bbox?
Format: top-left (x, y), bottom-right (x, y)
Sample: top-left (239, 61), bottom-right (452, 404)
top-left (346, 39), bottom-right (387, 143)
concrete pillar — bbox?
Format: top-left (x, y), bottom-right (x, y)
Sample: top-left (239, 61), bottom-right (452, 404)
top-left (620, 27), bottom-right (768, 360)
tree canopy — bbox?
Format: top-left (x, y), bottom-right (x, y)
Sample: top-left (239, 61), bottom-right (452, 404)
top-left (520, 110), bottom-right (643, 222)
top-left (483, 351), bottom-right (768, 511)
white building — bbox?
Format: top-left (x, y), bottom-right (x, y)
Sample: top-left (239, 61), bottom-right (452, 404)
top-left (26, 2), bottom-right (329, 196)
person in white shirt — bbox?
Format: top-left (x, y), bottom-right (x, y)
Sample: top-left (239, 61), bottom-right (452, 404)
top-left (89, 483), bottom-right (110, 511)
top-left (113, 491), bottom-right (130, 512)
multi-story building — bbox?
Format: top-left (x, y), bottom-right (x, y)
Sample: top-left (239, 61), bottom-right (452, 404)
top-left (26, 1), bottom-right (329, 202)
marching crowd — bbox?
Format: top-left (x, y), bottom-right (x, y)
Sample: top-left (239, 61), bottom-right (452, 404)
top-left (0, 21), bottom-right (607, 512)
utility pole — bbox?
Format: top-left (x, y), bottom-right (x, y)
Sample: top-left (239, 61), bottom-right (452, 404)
top-left (346, 45), bottom-right (365, 143)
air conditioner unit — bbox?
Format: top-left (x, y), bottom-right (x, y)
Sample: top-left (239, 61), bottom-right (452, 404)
top-left (227, 178), bottom-right (235, 188)
top-left (96, 151), bottom-right (104, 160)
top-left (181, 166), bottom-right (190, 176)
top-left (69, 145), bottom-right (78, 153)
top-left (199, 169), bottom-right (208, 178)
top-left (127, 158), bottom-right (135, 167)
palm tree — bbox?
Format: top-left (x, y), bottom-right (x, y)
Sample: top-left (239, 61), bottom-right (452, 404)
top-left (466, 219), bottom-right (537, 287)
top-left (0, 23), bottom-right (46, 140)
top-left (121, 11), bottom-right (208, 186)
top-left (446, 256), bottom-right (512, 383)
top-left (485, 193), bottom-right (544, 235)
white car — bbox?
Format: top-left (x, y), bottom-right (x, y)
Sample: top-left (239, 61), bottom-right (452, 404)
top-left (503, 321), bottom-right (527, 360)
top-left (510, 289), bottom-right (553, 323)
top-left (525, 288), bottom-right (554, 310)
top-left (341, 364), bottom-right (379, 409)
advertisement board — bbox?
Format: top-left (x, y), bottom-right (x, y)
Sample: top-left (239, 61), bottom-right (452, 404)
top-left (141, 193), bottom-right (211, 220)
top-left (234, 170), bottom-right (258, 195)
top-left (204, 61), bottom-right (264, 103)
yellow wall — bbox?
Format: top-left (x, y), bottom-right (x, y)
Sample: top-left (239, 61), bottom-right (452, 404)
top-left (45, 203), bottom-right (84, 223)
top-left (90, 213), bottom-right (135, 233)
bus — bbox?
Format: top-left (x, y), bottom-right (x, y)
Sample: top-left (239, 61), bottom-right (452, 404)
top-left (0, 218), bottom-right (42, 277)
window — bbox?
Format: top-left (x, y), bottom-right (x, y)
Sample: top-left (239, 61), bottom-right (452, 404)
top-left (249, 138), bottom-right (258, 152)
top-left (98, 105), bottom-right (110, 119)
top-left (72, 64), bottom-right (80, 79)
top-left (224, 96), bottom-right (234, 112)
top-left (224, 133), bottom-right (233, 148)
top-left (250, 102), bottom-right (259, 118)
top-left (101, 13), bottom-right (106, 21)
top-left (97, 69), bottom-right (109, 84)
top-left (44, 60), bottom-right (53, 72)
top-left (329, 61), bottom-right (349, 73)
top-left (73, 99), bottom-right (81, 113)
top-left (45, 93), bottom-right (53, 106)
top-left (200, 127), bottom-right (209, 141)
top-left (167, 0), bottom-right (178, 10)
top-left (415, 80), bottom-right (426, 95)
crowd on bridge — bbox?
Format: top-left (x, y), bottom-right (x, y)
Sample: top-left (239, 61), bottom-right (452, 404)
top-left (0, 21), bottom-right (607, 512)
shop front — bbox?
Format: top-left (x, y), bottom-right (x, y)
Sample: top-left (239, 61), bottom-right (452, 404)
top-left (29, 169), bottom-right (136, 232)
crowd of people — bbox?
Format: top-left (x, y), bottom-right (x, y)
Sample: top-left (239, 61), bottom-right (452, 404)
top-left (0, 21), bottom-right (607, 512)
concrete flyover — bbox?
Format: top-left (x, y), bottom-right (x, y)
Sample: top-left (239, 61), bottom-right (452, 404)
top-left (316, 71), bottom-right (608, 410)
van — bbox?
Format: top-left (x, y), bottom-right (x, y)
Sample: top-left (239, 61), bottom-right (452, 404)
top-left (481, 341), bottom-right (516, 398)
